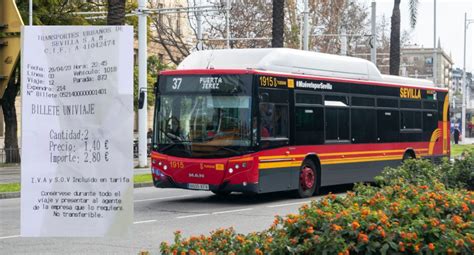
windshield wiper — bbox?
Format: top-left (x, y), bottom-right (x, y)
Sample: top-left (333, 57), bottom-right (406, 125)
top-left (216, 146), bottom-right (242, 156)
top-left (159, 141), bottom-right (193, 154)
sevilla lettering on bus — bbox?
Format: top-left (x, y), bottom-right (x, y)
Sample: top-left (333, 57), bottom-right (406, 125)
top-left (400, 87), bottom-right (421, 99)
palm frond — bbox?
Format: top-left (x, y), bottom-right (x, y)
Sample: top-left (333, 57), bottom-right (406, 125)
top-left (409, 0), bottom-right (419, 28)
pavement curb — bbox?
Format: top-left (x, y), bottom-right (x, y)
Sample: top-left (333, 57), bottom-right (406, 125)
top-left (0, 182), bottom-right (154, 200)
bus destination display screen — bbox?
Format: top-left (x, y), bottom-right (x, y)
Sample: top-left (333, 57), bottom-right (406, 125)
top-left (161, 75), bottom-right (252, 95)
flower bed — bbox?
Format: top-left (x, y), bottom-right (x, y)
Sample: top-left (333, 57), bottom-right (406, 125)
top-left (160, 154), bottom-right (474, 254)
top-left (161, 181), bottom-right (473, 254)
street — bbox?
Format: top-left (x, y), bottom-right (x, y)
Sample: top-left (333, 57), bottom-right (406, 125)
top-left (0, 186), bottom-right (348, 254)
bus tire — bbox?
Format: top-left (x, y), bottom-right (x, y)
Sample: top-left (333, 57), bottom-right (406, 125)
top-left (211, 190), bottom-right (231, 197)
top-left (297, 159), bottom-right (317, 198)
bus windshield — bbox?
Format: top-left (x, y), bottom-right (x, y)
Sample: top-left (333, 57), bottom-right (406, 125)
top-left (154, 74), bottom-right (253, 158)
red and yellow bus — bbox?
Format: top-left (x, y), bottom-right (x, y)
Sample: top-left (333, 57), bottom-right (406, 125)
top-left (150, 48), bottom-right (449, 197)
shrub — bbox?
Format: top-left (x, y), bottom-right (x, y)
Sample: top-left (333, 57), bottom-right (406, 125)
top-left (374, 159), bottom-right (442, 187)
top-left (160, 182), bottom-right (474, 254)
top-left (443, 150), bottom-right (474, 190)
top-left (376, 153), bottom-right (474, 190)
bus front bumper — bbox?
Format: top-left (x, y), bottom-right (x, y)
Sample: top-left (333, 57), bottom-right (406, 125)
top-left (153, 175), bottom-right (259, 194)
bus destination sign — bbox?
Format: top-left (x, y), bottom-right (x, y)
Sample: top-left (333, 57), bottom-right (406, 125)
top-left (162, 75), bottom-right (251, 94)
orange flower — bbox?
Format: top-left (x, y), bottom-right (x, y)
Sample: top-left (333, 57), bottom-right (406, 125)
top-left (172, 250), bottom-right (178, 255)
top-left (399, 242), bottom-right (405, 252)
top-left (440, 224), bottom-right (446, 231)
top-left (379, 229), bottom-right (386, 238)
top-left (306, 226), bottom-right (314, 234)
top-left (420, 185), bottom-right (428, 190)
top-left (322, 199), bottom-right (329, 206)
top-left (452, 215), bottom-right (463, 225)
top-left (189, 250), bottom-right (197, 255)
top-left (236, 235), bottom-right (244, 243)
top-left (200, 249), bottom-right (206, 255)
top-left (180, 251), bottom-right (186, 255)
top-left (352, 221), bottom-right (360, 230)
top-left (368, 224), bottom-right (376, 231)
top-left (273, 218), bottom-right (279, 225)
top-left (414, 244), bottom-right (420, 252)
top-left (361, 208), bottom-right (370, 216)
top-left (331, 224), bottom-right (343, 231)
top-left (455, 239), bottom-right (465, 247)
top-left (462, 203), bottom-right (469, 213)
top-left (255, 248), bottom-right (263, 255)
top-left (358, 233), bottom-right (369, 243)
top-left (428, 243), bottom-right (435, 251)
top-left (430, 218), bottom-right (440, 227)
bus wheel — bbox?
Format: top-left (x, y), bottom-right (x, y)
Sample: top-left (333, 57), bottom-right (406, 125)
top-left (211, 190), bottom-right (231, 197)
top-left (297, 160), bottom-right (317, 198)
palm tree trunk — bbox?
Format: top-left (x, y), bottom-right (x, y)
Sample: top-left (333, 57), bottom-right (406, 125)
top-left (272, 0), bottom-right (285, 47)
top-left (389, 0), bottom-right (401, 75)
top-left (1, 64), bottom-right (21, 163)
top-left (107, 0), bottom-right (126, 25)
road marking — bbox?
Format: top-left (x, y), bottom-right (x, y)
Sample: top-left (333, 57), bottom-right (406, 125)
top-left (267, 201), bottom-right (312, 208)
top-left (0, 235), bottom-right (20, 240)
top-left (212, 208), bottom-right (253, 215)
top-left (176, 213), bottom-right (209, 219)
top-left (133, 219), bottom-right (157, 224)
top-left (134, 195), bottom-right (191, 202)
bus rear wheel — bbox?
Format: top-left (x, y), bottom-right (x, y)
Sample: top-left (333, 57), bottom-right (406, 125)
top-left (297, 160), bottom-right (317, 198)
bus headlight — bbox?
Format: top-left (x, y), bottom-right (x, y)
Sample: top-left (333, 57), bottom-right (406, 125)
top-left (163, 165), bottom-right (168, 170)
top-left (228, 168), bottom-right (233, 174)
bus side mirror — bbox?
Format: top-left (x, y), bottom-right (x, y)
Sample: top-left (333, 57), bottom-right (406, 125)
top-left (138, 90), bottom-right (145, 109)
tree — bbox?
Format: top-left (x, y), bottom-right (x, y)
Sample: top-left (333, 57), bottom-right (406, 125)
top-left (0, 63), bottom-right (21, 163)
top-left (271, 0), bottom-right (285, 47)
top-left (107, 0), bottom-right (126, 25)
top-left (0, 1), bottom-right (99, 163)
top-left (389, 0), bottom-right (418, 75)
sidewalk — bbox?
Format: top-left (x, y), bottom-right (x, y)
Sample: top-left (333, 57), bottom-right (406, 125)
top-left (460, 137), bottom-right (474, 145)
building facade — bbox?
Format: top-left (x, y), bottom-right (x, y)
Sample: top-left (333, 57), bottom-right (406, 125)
top-left (400, 46), bottom-right (454, 88)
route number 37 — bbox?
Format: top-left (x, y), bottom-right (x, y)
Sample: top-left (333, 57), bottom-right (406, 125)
top-left (172, 78), bottom-right (182, 90)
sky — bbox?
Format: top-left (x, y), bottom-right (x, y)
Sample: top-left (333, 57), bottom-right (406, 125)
top-left (372, 0), bottom-right (474, 72)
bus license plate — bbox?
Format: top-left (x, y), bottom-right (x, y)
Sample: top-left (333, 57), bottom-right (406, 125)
top-left (188, 183), bottom-right (209, 190)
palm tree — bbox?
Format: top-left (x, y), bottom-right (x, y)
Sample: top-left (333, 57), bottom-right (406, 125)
top-left (107, 0), bottom-right (126, 25)
top-left (272, 0), bottom-right (285, 47)
top-left (389, 0), bottom-right (418, 75)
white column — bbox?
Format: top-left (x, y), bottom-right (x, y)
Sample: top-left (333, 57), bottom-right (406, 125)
top-left (138, 0), bottom-right (148, 167)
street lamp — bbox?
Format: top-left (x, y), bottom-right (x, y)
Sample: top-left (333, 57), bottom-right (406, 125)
top-left (462, 12), bottom-right (474, 142)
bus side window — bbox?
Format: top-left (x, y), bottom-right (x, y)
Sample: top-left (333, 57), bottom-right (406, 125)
top-left (259, 89), bottom-right (289, 148)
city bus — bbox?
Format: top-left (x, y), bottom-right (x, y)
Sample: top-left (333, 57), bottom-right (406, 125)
top-left (150, 48), bottom-right (449, 198)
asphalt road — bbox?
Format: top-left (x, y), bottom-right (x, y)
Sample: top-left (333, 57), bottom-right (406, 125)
top-left (0, 185), bottom-right (350, 255)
